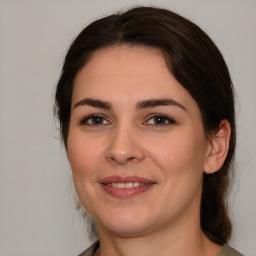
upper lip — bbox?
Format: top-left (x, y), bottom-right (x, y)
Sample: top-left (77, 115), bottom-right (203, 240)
top-left (100, 175), bottom-right (156, 184)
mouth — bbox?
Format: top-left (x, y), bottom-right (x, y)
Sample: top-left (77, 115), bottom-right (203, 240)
top-left (107, 182), bottom-right (145, 188)
top-left (99, 176), bottom-right (156, 198)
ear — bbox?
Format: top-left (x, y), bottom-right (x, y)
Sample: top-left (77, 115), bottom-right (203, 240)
top-left (203, 119), bottom-right (231, 174)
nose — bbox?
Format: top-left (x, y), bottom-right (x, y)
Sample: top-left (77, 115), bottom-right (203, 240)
top-left (105, 123), bottom-right (145, 165)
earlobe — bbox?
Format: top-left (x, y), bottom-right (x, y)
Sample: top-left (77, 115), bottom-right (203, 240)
top-left (203, 119), bottom-right (231, 174)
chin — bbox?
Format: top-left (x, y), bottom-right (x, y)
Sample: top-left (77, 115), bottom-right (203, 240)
top-left (96, 210), bottom-right (155, 237)
top-left (101, 222), bottom-right (152, 237)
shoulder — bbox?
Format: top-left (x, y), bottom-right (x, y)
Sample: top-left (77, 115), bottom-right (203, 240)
top-left (77, 241), bottom-right (245, 256)
top-left (78, 241), bottom-right (100, 256)
top-left (217, 244), bottom-right (245, 256)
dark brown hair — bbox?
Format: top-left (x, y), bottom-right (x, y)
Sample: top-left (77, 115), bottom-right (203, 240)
top-left (55, 6), bottom-right (236, 245)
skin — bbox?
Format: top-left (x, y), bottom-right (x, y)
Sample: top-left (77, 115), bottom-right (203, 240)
top-left (67, 46), bottom-right (230, 256)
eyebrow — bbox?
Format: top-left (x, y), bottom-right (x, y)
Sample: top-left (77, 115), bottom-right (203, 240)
top-left (136, 99), bottom-right (187, 111)
top-left (73, 98), bottom-right (111, 110)
top-left (73, 98), bottom-right (186, 111)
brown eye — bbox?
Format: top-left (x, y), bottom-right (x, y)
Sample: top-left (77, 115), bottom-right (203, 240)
top-left (91, 116), bottom-right (104, 124)
top-left (153, 116), bottom-right (168, 124)
top-left (80, 115), bottom-right (110, 125)
top-left (145, 114), bottom-right (176, 126)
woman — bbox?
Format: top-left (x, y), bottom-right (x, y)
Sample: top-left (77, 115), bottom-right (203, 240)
top-left (55, 6), bottom-right (244, 256)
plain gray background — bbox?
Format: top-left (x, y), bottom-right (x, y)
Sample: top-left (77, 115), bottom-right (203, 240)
top-left (0, 1), bottom-right (255, 255)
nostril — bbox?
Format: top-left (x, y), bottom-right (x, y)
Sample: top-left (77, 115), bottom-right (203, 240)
top-left (124, 157), bottom-right (139, 164)
top-left (105, 141), bottom-right (145, 164)
top-left (108, 156), bottom-right (137, 164)
top-left (127, 157), bottom-right (136, 162)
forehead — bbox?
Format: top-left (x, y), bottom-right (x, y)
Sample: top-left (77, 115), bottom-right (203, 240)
top-left (74, 45), bottom-right (167, 85)
top-left (72, 45), bottom-right (196, 109)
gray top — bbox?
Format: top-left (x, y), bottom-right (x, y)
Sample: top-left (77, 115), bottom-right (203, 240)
top-left (78, 241), bottom-right (99, 256)
top-left (218, 244), bottom-right (244, 256)
top-left (78, 241), bottom-right (244, 256)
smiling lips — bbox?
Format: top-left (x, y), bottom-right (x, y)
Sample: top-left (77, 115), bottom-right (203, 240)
top-left (100, 176), bottom-right (156, 198)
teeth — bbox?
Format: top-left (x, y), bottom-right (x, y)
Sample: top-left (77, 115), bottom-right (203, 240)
top-left (113, 183), bottom-right (124, 188)
top-left (109, 182), bottom-right (144, 188)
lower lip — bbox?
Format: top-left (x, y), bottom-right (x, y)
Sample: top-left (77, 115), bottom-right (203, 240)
top-left (100, 184), bottom-right (155, 198)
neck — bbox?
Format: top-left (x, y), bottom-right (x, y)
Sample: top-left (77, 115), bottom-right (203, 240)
top-left (96, 213), bottom-right (221, 256)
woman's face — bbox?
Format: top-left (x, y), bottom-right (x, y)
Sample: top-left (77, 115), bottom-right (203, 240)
top-left (68, 46), bottom-right (212, 237)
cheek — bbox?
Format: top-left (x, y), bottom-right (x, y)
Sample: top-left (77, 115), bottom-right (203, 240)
top-left (148, 130), bottom-right (207, 177)
top-left (67, 132), bottom-right (103, 213)
top-left (67, 131), bottom-right (100, 179)
top-left (147, 131), bottom-right (206, 213)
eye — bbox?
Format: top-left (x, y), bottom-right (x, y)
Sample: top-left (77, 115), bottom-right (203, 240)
top-left (80, 114), bottom-right (110, 125)
top-left (144, 114), bottom-right (176, 126)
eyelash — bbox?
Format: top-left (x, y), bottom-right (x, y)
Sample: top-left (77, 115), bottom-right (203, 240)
top-left (80, 114), bottom-right (110, 126)
top-left (79, 114), bottom-right (176, 126)
top-left (144, 114), bottom-right (176, 126)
